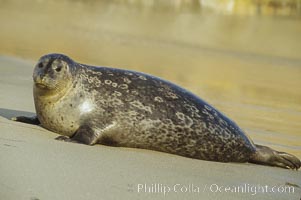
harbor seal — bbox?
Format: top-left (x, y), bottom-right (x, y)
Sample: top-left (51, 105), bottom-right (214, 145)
top-left (13, 53), bottom-right (301, 170)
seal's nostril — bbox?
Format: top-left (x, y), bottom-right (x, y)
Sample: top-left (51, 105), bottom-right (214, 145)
top-left (55, 66), bottom-right (62, 72)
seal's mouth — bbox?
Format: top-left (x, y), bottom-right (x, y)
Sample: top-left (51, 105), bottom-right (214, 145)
top-left (35, 82), bottom-right (48, 89)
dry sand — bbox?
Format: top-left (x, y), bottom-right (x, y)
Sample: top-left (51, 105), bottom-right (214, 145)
top-left (0, 55), bottom-right (300, 200)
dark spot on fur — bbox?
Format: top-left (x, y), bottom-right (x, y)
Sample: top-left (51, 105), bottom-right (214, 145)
top-left (148, 135), bottom-right (154, 139)
top-left (175, 127), bottom-right (183, 132)
top-left (70, 104), bottom-right (73, 107)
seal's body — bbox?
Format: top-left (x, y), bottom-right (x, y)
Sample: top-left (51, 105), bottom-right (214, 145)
top-left (14, 53), bottom-right (301, 169)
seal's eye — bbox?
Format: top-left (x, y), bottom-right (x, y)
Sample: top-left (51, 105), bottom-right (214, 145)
top-left (38, 63), bottom-right (43, 68)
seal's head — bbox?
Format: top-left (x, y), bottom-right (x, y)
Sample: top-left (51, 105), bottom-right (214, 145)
top-left (33, 54), bottom-right (74, 96)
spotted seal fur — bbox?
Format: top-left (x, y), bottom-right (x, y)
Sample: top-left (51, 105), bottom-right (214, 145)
top-left (13, 53), bottom-right (301, 170)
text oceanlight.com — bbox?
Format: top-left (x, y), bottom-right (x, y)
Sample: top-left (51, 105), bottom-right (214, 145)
top-left (135, 183), bottom-right (295, 196)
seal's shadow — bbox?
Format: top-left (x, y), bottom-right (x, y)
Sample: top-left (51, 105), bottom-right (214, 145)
top-left (0, 108), bottom-right (35, 120)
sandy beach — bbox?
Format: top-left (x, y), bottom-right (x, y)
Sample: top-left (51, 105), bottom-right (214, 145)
top-left (0, 55), bottom-right (301, 200)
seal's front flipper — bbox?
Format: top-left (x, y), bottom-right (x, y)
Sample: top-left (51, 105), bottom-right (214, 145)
top-left (250, 144), bottom-right (301, 170)
top-left (11, 116), bottom-right (40, 125)
top-left (55, 124), bottom-right (103, 145)
top-left (55, 135), bottom-right (81, 143)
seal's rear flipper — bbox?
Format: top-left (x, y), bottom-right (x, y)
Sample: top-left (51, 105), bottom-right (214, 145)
top-left (11, 116), bottom-right (40, 125)
top-left (250, 144), bottom-right (301, 170)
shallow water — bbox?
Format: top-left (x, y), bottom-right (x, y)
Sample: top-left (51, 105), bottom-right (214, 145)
top-left (0, 0), bottom-right (300, 158)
